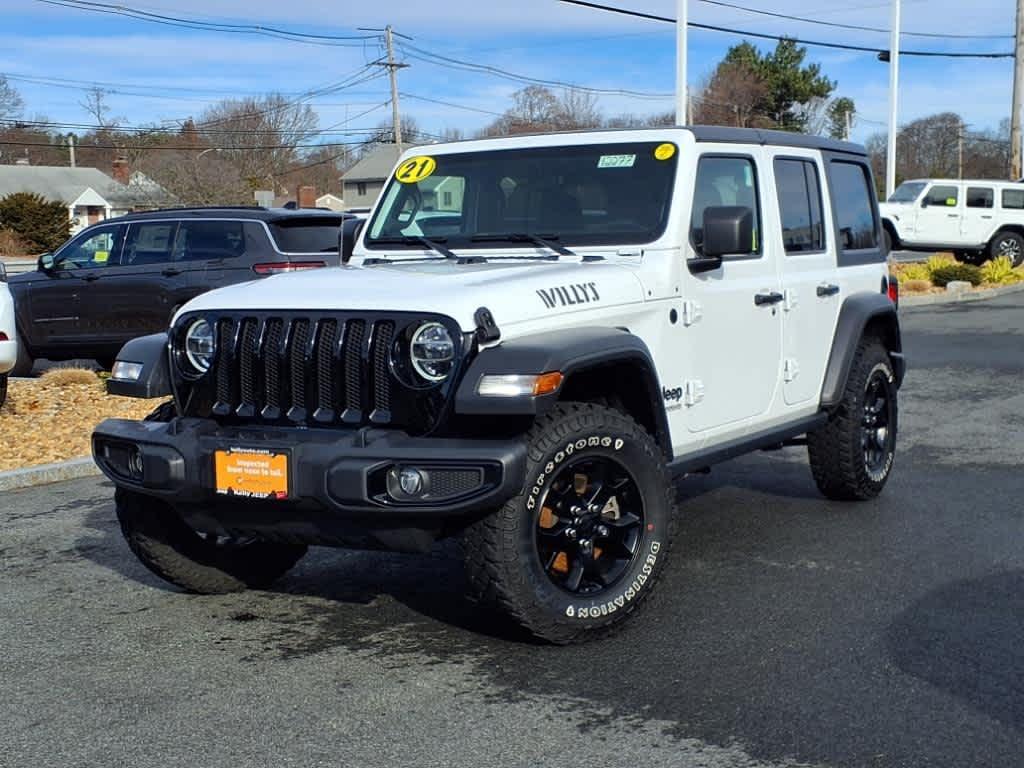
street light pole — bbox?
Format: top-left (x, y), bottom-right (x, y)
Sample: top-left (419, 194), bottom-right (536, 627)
top-left (1012, 0), bottom-right (1024, 179)
top-left (676, 0), bottom-right (688, 125)
top-left (885, 0), bottom-right (901, 199)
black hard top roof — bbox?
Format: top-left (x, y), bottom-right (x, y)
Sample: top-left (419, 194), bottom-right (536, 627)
top-left (118, 206), bottom-right (351, 222)
top-left (688, 126), bottom-right (866, 156)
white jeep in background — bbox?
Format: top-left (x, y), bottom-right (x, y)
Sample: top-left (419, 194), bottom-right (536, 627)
top-left (879, 178), bottom-right (1024, 266)
top-left (94, 127), bottom-right (904, 643)
top-left (0, 262), bottom-right (16, 407)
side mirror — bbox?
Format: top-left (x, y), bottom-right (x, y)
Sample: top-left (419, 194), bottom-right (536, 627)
top-left (921, 198), bottom-right (930, 208)
top-left (340, 218), bottom-right (365, 264)
top-left (699, 205), bottom-right (754, 261)
top-left (0, 261), bottom-right (7, 282)
top-left (38, 252), bottom-right (55, 273)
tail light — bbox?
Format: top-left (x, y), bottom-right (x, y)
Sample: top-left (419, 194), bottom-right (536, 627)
top-left (885, 275), bottom-right (899, 307)
top-left (0, 332), bottom-right (7, 342)
top-left (252, 261), bottom-right (326, 276)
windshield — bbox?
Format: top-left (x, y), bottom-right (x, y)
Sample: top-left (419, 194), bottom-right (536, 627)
top-left (270, 217), bottom-right (344, 253)
top-left (365, 142), bottom-right (679, 250)
top-left (888, 182), bottom-right (926, 204)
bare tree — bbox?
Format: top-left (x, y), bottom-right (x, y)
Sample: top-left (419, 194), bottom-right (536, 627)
top-left (0, 76), bottom-right (24, 122)
top-left (692, 61), bottom-right (770, 128)
top-left (79, 87), bottom-right (123, 129)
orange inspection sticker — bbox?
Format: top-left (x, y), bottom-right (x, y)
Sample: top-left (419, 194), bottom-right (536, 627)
top-left (214, 448), bottom-right (289, 500)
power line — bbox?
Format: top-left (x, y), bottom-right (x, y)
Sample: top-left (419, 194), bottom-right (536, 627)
top-left (698, 0), bottom-right (1012, 41)
top-left (399, 93), bottom-right (507, 118)
top-left (34, 0), bottom-right (382, 47)
top-left (559, 0), bottom-right (1015, 58)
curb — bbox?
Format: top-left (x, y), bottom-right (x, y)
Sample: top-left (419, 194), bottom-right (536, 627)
top-left (0, 457), bottom-right (101, 492)
top-left (901, 282), bottom-right (1024, 308)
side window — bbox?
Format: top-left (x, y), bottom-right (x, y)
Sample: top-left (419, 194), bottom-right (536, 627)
top-left (55, 224), bottom-right (126, 270)
top-left (690, 155), bottom-right (761, 257)
top-left (123, 222), bottom-right (177, 266)
top-left (773, 158), bottom-right (825, 253)
top-left (173, 220), bottom-right (248, 262)
top-left (1002, 189), bottom-right (1024, 210)
top-left (924, 185), bottom-right (959, 207)
top-left (966, 187), bottom-right (993, 209)
top-left (830, 161), bottom-right (878, 251)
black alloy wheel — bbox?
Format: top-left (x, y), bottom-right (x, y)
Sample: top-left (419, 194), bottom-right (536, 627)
top-left (535, 456), bottom-right (644, 596)
top-left (862, 369), bottom-right (896, 482)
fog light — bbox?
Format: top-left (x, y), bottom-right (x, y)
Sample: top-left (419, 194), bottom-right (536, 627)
top-left (127, 449), bottom-right (144, 479)
top-left (399, 468), bottom-right (424, 495)
top-left (111, 361), bottom-right (144, 381)
top-left (386, 466), bottom-right (428, 500)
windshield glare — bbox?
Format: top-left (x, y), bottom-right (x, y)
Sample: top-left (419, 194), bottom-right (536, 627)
top-left (888, 182), bottom-right (926, 204)
top-left (366, 142), bottom-right (679, 250)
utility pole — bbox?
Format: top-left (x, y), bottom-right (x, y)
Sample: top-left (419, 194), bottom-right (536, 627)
top-left (676, 0), bottom-right (688, 125)
top-left (1012, 0), bottom-right (1024, 179)
top-left (385, 25), bottom-right (405, 148)
top-left (958, 120), bottom-right (965, 179)
top-left (67, 133), bottom-right (76, 168)
top-left (885, 0), bottom-right (901, 199)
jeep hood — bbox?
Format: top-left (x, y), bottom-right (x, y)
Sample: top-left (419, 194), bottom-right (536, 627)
top-left (178, 258), bottom-right (646, 331)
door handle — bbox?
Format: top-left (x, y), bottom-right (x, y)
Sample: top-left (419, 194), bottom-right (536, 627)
top-left (84, 273), bottom-right (100, 282)
top-left (162, 268), bottom-right (182, 277)
top-left (947, 214), bottom-right (958, 218)
top-left (816, 283), bottom-right (840, 297)
top-left (754, 291), bottom-right (784, 306)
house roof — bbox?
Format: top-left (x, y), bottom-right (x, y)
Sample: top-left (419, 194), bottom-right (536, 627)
top-left (342, 144), bottom-right (412, 183)
top-left (0, 165), bottom-right (173, 207)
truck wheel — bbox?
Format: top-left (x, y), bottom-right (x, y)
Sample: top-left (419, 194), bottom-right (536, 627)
top-left (883, 229), bottom-right (893, 255)
top-left (807, 338), bottom-right (897, 501)
top-left (990, 231), bottom-right (1024, 268)
top-left (463, 402), bottom-right (677, 644)
top-left (11, 333), bottom-right (33, 377)
top-left (115, 489), bottom-right (307, 594)
top-left (0, 374), bottom-right (7, 408)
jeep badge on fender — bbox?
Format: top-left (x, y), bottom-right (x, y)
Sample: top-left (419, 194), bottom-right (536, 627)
top-left (93, 127), bottom-right (904, 644)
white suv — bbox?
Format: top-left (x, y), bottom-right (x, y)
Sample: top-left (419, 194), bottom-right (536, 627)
top-left (880, 178), bottom-right (1024, 266)
top-left (94, 127), bottom-right (904, 643)
top-left (0, 263), bottom-right (16, 407)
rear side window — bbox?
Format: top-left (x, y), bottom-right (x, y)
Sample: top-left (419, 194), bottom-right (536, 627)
top-left (123, 222), bottom-right (177, 266)
top-left (924, 185), bottom-right (959, 207)
top-left (173, 220), bottom-right (251, 262)
top-left (773, 158), bottom-right (825, 253)
top-left (690, 155), bottom-right (761, 256)
top-left (1002, 189), bottom-right (1024, 209)
top-left (966, 187), bottom-right (993, 209)
top-left (270, 218), bottom-right (343, 253)
top-left (829, 161), bottom-right (878, 251)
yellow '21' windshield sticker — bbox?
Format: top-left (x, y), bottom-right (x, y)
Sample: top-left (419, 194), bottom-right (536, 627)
top-left (396, 156), bottom-right (437, 184)
top-left (654, 143), bottom-right (676, 160)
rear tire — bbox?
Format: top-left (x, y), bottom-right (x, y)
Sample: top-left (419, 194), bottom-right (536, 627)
top-left (463, 402), bottom-right (677, 644)
top-left (990, 231), bottom-right (1024, 268)
top-left (807, 339), bottom-right (897, 501)
top-left (0, 374), bottom-right (7, 408)
top-left (11, 333), bottom-right (33, 377)
top-left (883, 228), bottom-right (894, 255)
top-left (116, 489), bottom-right (307, 594)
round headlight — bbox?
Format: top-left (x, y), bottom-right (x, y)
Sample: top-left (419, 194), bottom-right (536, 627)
top-left (183, 318), bottom-right (215, 375)
top-left (409, 322), bottom-right (455, 383)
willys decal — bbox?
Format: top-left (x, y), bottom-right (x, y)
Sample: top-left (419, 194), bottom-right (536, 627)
top-left (537, 282), bottom-right (600, 309)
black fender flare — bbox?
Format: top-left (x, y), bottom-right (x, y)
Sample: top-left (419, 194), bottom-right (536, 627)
top-left (455, 327), bottom-right (672, 458)
top-left (106, 332), bottom-right (173, 399)
top-left (820, 293), bottom-right (904, 409)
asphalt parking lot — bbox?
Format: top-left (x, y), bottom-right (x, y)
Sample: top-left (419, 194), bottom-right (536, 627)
top-left (3, 294), bottom-right (1024, 768)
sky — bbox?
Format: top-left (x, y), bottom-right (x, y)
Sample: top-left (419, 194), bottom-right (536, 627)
top-left (0, 0), bottom-right (1015, 149)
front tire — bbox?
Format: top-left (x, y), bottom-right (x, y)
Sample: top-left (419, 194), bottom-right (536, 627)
top-left (11, 333), bottom-right (33, 377)
top-left (463, 403), bottom-right (677, 644)
top-left (807, 339), bottom-right (898, 500)
top-left (0, 374), bottom-right (7, 408)
top-left (116, 489), bottom-right (307, 593)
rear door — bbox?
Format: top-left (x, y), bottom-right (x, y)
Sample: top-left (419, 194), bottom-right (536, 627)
top-left (960, 185), bottom-right (995, 246)
top-left (178, 219), bottom-right (268, 291)
top-left (31, 223), bottom-right (126, 347)
top-left (913, 183), bottom-right (963, 245)
top-left (769, 151), bottom-right (841, 406)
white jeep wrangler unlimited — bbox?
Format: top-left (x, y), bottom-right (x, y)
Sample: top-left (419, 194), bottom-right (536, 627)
top-left (880, 178), bottom-right (1024, 266)
top-left (94, 127), bottom-right (904, 643)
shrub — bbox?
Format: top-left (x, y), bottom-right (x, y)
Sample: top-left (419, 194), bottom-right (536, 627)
top-left (980, 256), bottom-right (1023, 285)
top-left (39, 367), bottom-right (102, 388)
top-left (897, 262), bottom-right (931, 282)
top-left (930, 263), bottom-right (983, 287)
top-left (0, 227), bottom-right (32, 258)
top-left (0, 192), bottom-right (70, 253)
top-left (902, 279), bottom-right (932, 293)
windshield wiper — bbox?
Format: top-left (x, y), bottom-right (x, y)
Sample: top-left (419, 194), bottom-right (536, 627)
top-left (372, 235), bottom-right (459, 260)
top-left (471, 232), bottom-right (576, 257)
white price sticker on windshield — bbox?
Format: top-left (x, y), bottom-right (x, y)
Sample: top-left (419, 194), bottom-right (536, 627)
top-left (597, 154), bottom-right (636, 169)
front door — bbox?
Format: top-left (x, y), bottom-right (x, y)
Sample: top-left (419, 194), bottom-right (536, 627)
top-left (913, 183), bottom-right (963, 246)
top-left (681, 150), bottom-right (782, 435)
top-left (768, 151), bottom-right (842, 406)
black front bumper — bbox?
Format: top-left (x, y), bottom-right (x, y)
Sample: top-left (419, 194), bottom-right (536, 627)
top-left (92, 418), bottom-right (527, 551)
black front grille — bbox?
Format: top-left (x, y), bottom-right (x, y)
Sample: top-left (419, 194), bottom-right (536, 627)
top-left (207, 315), bottom-right (402, 427)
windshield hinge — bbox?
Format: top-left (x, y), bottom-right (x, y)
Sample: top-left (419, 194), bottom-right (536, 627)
top-left (474, 306), bottom-right (501, 344)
